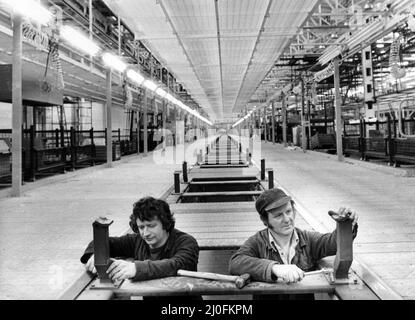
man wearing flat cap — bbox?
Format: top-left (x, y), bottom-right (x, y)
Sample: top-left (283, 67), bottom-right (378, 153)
top-left (229, 188), bottom-right (358, 294)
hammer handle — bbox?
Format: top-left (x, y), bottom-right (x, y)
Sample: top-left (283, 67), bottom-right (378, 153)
top-left (177, 270), bottom-right (237, 282)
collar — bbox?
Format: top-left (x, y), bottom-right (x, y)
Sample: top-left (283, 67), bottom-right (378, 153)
top-left (268, 229), bottom-right (299, 264)
top-left (268, 228), bottom-right (299, 251)
top-left (260, 228), bottom-right (307, 250)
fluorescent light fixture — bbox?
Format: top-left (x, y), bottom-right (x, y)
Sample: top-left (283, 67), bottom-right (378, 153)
top-left (200, 117), bottom-right (213, 126)
top-left (181, 103), bottom-right (191, 113)
top-left (166, 98), bottom-right (211, 126)
top-left (155, 87), bottom-right (167, 98)
top-left (171, 97), bottom-right (179, 105)
top-left (1, 0), bottom-right (52, 25)
top-left (60, 25), bottom-right (100, 56)
top-left (126, 69), bottom-right (144, 84)
top-left (102, 52), bottom-right (127, 72)
top-left (232, 118), bottom-right (244, 128)
top-left (165, 93), bottom-right (175, 103)
top-left (164, 93), bottom-right (183, 110)
top-left (142, 80), bottom-right (157, 92)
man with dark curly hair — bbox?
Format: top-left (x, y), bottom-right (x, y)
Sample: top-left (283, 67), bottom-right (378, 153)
top-left (80, 196), bottom-right (199, 282)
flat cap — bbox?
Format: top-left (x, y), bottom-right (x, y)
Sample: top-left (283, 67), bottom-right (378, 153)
top-left (255, 188), bottom-right (291, 214)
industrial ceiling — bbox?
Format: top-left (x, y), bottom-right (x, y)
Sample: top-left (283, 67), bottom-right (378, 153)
top-left (102, 0), bottom-right (320, 123)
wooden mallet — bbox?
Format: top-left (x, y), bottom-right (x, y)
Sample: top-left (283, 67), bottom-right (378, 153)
top-left (177, 270), bottom-right (251, 289)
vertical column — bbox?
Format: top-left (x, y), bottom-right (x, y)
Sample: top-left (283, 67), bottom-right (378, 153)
top-left (143, 89), bottom-right (148, 156)
top-left (153, 95), bottom-right (156, 151)
top-left (106, 69), bottom-right (113, 167)
top-left (250, 110), bottom-right (254, 153)
top-left (182, 161), bottom-right (188, 183)
top-left (173, 105), bottom-right (177, 164)
top-left (334, 58), bottom-right (344, 161)
top-left (198, 118), bottom-right (201, 140)
top-left (162, 100), bottom-right (167, 151)
top-left (301, 79), bottom-right (307, 152)
top-left (260, 159), bottom-right (265, 180)
top-left (282, 92), bottom-right (287, 147)
top-left (271, 101), bottom-right (275, 145)
top-left (267, 169), bottom-right (274, 189)
top-left (174, 171), bottom-right (180, 193)
top-left (182, 111), bottom-right (186, 163)
top-left (256, 110), bottom-right (260, 140)
top-left (264, 107), bottom-right (267, 143)
top-left (136, 108), bottom-right (140, 155)
top-left (362, 46), bottom-right (375, 119)
top-left (387, 115), bottom-right (393, 166)
top-left (307, 98), bottom-right (312, 150)
top-left (89, 0), bottom-right (93, 71)
top-left (117, 16), bottom-right (121, 56)
top-left (11, 15), bottom-right (23, 197)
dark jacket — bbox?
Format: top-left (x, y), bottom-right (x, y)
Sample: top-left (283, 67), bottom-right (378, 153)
top-left (80, 228), bottom-right (199, 281)
top-left (229, 227), bottom-right (356, 282)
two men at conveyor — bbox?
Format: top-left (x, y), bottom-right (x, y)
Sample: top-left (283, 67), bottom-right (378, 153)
top-left (81, 189), bottom-right (358, 288)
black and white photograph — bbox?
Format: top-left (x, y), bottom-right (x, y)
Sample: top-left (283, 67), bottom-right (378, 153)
top-left (0, 0), bottom-right (414, 309)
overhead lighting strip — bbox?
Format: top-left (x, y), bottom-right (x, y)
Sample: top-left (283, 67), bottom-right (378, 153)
top-left (0, 0), bottom-right (52, 25)
top-left (231, 106), bottom-right (257, 128)
top-left (0, 0), bottom-right (212, 126)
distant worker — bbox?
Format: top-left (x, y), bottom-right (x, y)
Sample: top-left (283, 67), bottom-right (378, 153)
top-left (81, 197), bottom-right (199, 282)
top-left (229, 188), bottom-right (358, 292)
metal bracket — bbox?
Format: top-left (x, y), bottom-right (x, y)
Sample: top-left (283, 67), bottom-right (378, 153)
top-left (90, 278), bottom-right (123, 290)
top-left (333, 219), bottom-right (353, 280)
top-left (92, 217), bottom-right (116, 288)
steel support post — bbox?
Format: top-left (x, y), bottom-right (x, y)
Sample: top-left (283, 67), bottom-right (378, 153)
top-left (11, 15), bottom-right (23, 197)
top-left (334, 58), bottom-right (344, 161)
top-left (106, 69), bottom-right (113, 167)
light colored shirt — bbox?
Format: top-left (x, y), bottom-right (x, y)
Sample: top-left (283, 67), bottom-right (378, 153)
top-left (268, 229), bottom-right (299, 264)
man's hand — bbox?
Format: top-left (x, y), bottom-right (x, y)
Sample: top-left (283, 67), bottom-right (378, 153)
top-left (85, 255), bottom-right (96, 274)
top-left (106, 259), bottom-right (137, 281)
top-left (329, 207), bottom-right (358, 229)
top-left (272, 264), bottom-right (304, 283)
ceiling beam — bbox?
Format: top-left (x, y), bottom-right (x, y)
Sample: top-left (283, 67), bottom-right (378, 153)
top-left (157, 0), bottom-right (216, 120)
top-left (233, 0), bottom-right (274, 112)
top-left (214, 0), bottom-right (224, 119)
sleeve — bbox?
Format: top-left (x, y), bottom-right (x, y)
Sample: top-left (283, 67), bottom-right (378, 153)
top-left (306, 224), bottom-right (358, 261)
top-left (132, 234), bottom-right (199, 281)
top-left (306, 230), bottom-right (337, 261)
top-left (80, 234), bottom-right (137, 264)
top-left (228, 235), bottom-right (276, 282)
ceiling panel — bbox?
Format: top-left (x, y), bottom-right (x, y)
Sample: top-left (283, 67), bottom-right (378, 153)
top-left (103, 0), bottom-right (319, 122)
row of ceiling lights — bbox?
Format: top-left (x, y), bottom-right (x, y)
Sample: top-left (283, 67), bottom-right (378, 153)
top-left (0, 0), bottom-right (212, 126)
top-left (231, 106), bottom-right (257, 128)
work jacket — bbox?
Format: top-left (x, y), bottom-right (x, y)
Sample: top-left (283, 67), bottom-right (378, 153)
top-left (229, 227), bottom-right (357, 283)
top-left (80, 228), bottom-right (199, 281)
